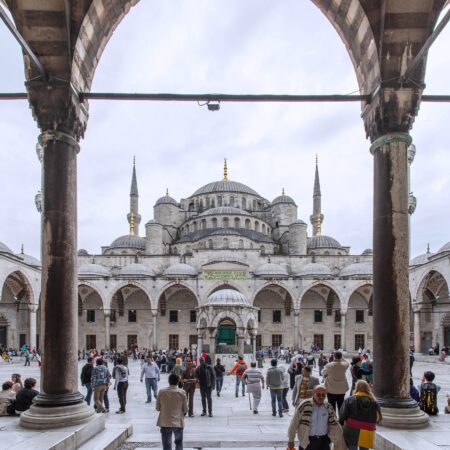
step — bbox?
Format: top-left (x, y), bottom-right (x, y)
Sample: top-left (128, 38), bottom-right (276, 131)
top-left (79, 423), bottom-right (133, 450)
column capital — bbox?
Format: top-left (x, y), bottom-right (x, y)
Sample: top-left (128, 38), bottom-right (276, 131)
top-left (39, 131), bottom-right (80, 154)
top-left (103, 309), bottom-right (111, 318)
top-left (369, 132), bottom-right (412, 155)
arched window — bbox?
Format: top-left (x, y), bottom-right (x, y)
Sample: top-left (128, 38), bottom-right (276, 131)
top-left (239, 239), bottom-right (244, 249)
top-left (218, 196), bottom-right (222, 207)
top-left (253, 199), bottom-right (257, 210)
top-left (223, 238), bottom-right (229, 249)
top-left (245, 219), bottom-right (251, 230)
top-left (186, 225), bottom-right (190, 234)
top-left (201, 219), bottom-right (207, 230)
top-left (211, 198), bottom-right (215, 208)
top-left (212, 217), bottom-right (218, 228)
top-left (206, 197), bottom-right (210, 208)
top-left (242, 197), bottom-right (247, 209)
top-left (250, 242), bottom-right (254, 249)
top-left (234, 217), bottom-right (240, 228)
top-left (260, 245), bottom-right (265, 255)
top-left (208, 239), bottom-right (213, 249)
top-left (223, 217), bottom-right (229, 228)
top-left (230, 196), bottom-right (235, 207)
top-left (262, 224), bottom-right (266, 234)
top-left (193, 221), bottom-right (198, 232)
top-left (255, 221), bottom-right (260, 232)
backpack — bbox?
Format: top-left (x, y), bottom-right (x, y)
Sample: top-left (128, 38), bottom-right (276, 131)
top-left (236, 363), bottom-right (246, 377)
top-left (420, 383), bottom-right (439, 415)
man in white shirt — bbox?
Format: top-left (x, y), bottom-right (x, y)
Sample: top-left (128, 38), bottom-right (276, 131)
top-left (140, 356), bottom-right (160, 403)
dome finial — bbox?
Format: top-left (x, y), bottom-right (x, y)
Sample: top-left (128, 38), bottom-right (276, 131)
top-left (427, 243), bottom-right (430, 253)
top-left (282, 187), bottom-right (285, 195)
top-left (21, 243), bottom-right (24, 254)
top-left (166, 188), bottom-right (169, 197)
top-left (130, 212), bottom-right (135, 236)
top-left (223, 158), bottom-right (228, 181)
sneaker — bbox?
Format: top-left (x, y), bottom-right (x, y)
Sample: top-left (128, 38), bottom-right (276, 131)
top-left (253, 410), bottom-right (258, 414)
top-left (209, 412), bottom-right (213, 417)
top-left (116, 410), bottom-right (125, 414)
top-left (201, 412), bottom-right (207, 416)
top-left (279, 413), bottom-right (283, 417)
top-left (272, 412), bottom-right (276, 416)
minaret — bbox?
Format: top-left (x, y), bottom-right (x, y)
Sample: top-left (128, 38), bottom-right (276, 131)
top-left (310, 155), bottom-right (324, 236)
top-left (127, 157), bottom-right (141, 236)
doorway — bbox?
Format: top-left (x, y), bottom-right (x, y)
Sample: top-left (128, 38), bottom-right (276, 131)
top-left (216, 319), bottom-right (236, 346)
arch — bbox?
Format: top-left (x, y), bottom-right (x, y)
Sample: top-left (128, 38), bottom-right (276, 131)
top-left (245, 219), bottom-right (251, 230)
top-left (250, 281), bottom-right (296, 308)
top-left (242, 197), bottom-right (247, 209)
top-left (234, 217), bottom-right (240, 229)
top-left (230, 196), bottom-right (235, 207)
top-left (223, 217), bottom-right (229, 228)
top-left (110, 280), bottom-right (153, 309)
top-left (255, 221), bottom-right (260, 232)
top-left (157, 281), bottom-right (200, 307)
top-left (0, 269), bottom-right (36, 305)
top-left (77, 281), bottom-right (108, 309)
top-left (210, 310), bottom-right (245, 329)
top-left (197, 312), bottom-right (209, 329)
top-left (415, 270), bottom-right (450, 310)
top-left (211, 218), bottom-right (218, 228)
top-left (297, 281), bottom-right (343, 310)
top-left (252, 282), bottom-right (294, 316)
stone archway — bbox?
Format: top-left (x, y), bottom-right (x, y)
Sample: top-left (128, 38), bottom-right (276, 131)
top-left (347, 284), bottom-right (373, 352)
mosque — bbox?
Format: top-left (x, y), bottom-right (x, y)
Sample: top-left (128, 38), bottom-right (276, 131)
top-left (0, 160), bottom-right (448, 357)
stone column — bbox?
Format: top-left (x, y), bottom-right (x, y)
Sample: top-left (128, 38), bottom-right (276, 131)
top-left (252, 332), bottom-right (257, 357)
top-left (371, 132), bottom-right (428, 428)
top-left (152, 312), bottom-right (158, 350)
top-left (293, 312), bottom-right (299, 350)
top-left (340, 312), bottom-right (347, 351)
top-left (28, 304), bottom-right (37, 350)
top-left (208, 329), bottom-right (216, 364)
top-left (413, 310), bottom-right (421, 353)
top-left (21, 131), bottom-right (95, 429)
top-left (237, 332), bottom-right (245, 356)
top-left (197, 330), bottom-right (204, 355)
top-left (104, 310), bottom-right (111, 350)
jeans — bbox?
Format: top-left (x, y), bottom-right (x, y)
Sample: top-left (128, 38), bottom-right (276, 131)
top-left (117, 381), bottom-right (128, 412)
top-left (161, 427), bottom-right (183, 450)
top-left (235, 376), bottom-right (245, 396)
top-left (282, 387), bottom-right (289, 411)
top-left (216, 377), bottom-right (223, 394)
top-left (84, 383), bottom-right (93, 406)
top-left (270, 388), bottom-right (283, 415)
top-left (327, 393), bottom-right (345, 415)
top-left (200, 386), bottom-right (212, 413)
top-left (145, 378), bottom-right (158, 401)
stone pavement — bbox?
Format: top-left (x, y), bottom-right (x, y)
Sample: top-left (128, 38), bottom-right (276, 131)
top-left (0, 356), bottom-right (448, 449)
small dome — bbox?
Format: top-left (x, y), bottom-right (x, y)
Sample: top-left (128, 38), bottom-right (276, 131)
top-left (272, 194), bottom-right (296, 206)
top-left (205, 252), bottom-right (247, 266)
top-left (163, 263), bottom-right (197, 277)
top-left (16, 253), bottom-right (41, 267)
top-left (119, 263), bottom-right (155, 277)
top-left (191, 180), bottom-right (259, 197)
top-left (437, 242), bottom-right (450, 253)
top-left (0, 242), bottom-right (13, 254)
top-left (308, 235), bottom-right (341, 249)
top-left (207, 289), bottom-right (248, 306)
top-left (254, 262), bottom-right (288, 277)
top-left (410, 252), bottom-right (434, 266)
top-left (340, 262), bottom-right (372, 278)
top-left (78, 249), bottom-right (90, 256)
top-left (361, 249), bottom-right (373, 256)
top-left (198, 206), bottom-right (251, 217)
top-left (295, 262), bottom-right (332, 278)
top-left (155, 194), bottom-right (178, 206)
top-left (78, 263), bottom-right (110, 277)
top-left (110, 235), bottom-right (146, 250)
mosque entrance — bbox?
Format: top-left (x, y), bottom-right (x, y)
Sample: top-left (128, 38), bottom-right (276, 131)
top-left (216, 318), bottom-right (236, 346)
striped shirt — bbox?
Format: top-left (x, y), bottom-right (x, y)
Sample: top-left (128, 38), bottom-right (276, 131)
top-left (243, 368), bottom-right (264, 385)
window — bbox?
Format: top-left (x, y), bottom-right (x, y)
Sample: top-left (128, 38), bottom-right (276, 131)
top-left (273, 310), bottom-right (282, 323)
top-left (128, 309), bottom-right (137, 322)
top-left (86, 335), bottom-right (96, 349)
top-left (334, 310), bottom-right (341, 323)
top-left (314, 310), bottom-right (323, 323)
top-left (208, 239), bottom-right (213, 249)
top-left (86, 309), bottom-right (95, 323)
top-left (169, 334), bottom-right (179, 349)
top-left (201, 219), bottom-right (207, 230)
top-left (272, 334), bottom-right (282, 347)
top-left (190, 310), bottom-right (197, 323)
top-left (189, 335), bottom-right (198, 347)
top-left (212, 218), bottom-right (217, 228)
top-left (255, 221), bottom-right (260, 232)
top-left (258, 310), bottom-right (262, 322)
top-left (110, 334), bottom-right (117, 349)
top-left (218, 196), bottom-right (222, 206)
top-left (230, 196), bottom-right (235, 207)
top-left (242, 197), bottom-right (247, 209)
top-left (193, 221), bottom-right (198, 231)
top-left (234, 217), bottom-right (240, 228)
top-left (169, 310), bottom-right (179, 323)
top-left (245, 219), bottom-right (250, 229)
top-left (223, 238), bottom-right (229, 249)
top-left (355, 334), bottom-right (365, 351)
top-left (314, 334), bottom-right (324, 350)
top-left (223, 217), bottom-right (229, 228)
top-left (211, 198), bottom-right (215, 208)
top-left (260, 245), bottom-right (265, 255)
top-left (334, 334), bottom-right (341, 350)
top-left (356, 310), bottom-right (365, 323)
top-left (239, 239), bottom-right (244, 249)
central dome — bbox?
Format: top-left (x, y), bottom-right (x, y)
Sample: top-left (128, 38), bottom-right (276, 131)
top-left (191, 180), bottom-right (260, 197)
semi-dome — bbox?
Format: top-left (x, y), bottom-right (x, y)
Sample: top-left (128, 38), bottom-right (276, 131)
top-left (110, 234), bottom-right (146, 250)
top-left (437, 242), bottom-right (450, 253)
top-left (155, 194), bottom-right (178, 206)
top-left (191, 180), bottom-right (260, 197)
top-left (78, 249), bottom-right (90, 256)
top-left (78, 263), bottom-right (110, 277)
top-left (308, 235), bottom-right (341, 249)
top-left (163, 263), bottom-right (197, 277)
top-left (119, 263), bottom-right (155, 277)
top-left (254, 262), bottom-right (289, 277)
top-left (198, 206), bottom-right (251, 217)
top-left (16, 253), bottom-right (41, 267)
top-left (205, 252), bottom-right (247, 266)
top-left (207, 289), bottom-right (248, 306)
top-left (295, 262), bottom-right (332, 278)
top-left (272, 194), bottom-right (296, 205)
top-left (340, 262), bottom-right (372, 278)
top-left (0, 242), bottom-right (13, 254)
top-left (410, 252), bottom-right (434, 266)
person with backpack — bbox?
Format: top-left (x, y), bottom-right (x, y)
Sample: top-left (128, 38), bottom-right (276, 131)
top-left (227, 355), bottom-right (248, 397)
top-left (419, 371), bottom-right (440, 415)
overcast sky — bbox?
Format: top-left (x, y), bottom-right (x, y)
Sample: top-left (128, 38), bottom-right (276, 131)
top-left (0, 0), bottom-right (449, 260)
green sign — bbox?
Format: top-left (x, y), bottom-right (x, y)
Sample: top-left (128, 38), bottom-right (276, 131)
top-left (204, 270), bottom-right (247, 280)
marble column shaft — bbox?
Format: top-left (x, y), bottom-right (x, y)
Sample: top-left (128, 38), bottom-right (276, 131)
top-left (413, 311), bottom-right (421, 353)
top-left (104, 311), bottom-right (111, 350)
top-left (152, 313), bottom-right (157, 350)
top-left (28, 305), bottom-right (37, 350)
top-left (340, 313), bottom-right (347, 351)
top-left (293, 313), bottom-right (299, 350)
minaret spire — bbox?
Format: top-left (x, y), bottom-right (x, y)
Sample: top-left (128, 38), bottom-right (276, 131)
top-left (223, 158), bottom-right (228, 181)
top-left (127, 157), bottom-right (141, 236)
top-left (310, 155), bottom-right (324, 236)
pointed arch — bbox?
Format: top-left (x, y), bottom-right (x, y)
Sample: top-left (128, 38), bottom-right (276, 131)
top-left (0, 269), bottom-right (35, 305)
top-left (297, 281), bottom-right (343, 310)
top-left (210, 310), bottom-right (245, 329)
top-left (77, 281), bottom-right (108, 309)
top-left (110, 280), bottom-right (153, 308)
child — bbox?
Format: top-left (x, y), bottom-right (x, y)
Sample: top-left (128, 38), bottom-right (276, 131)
top-left (418, 371), bottom-right (440, 415)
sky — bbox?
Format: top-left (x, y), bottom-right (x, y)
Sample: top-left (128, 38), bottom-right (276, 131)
top-left (0, 0), bottom-right (449, 260)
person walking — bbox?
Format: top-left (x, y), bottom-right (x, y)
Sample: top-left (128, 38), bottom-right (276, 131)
top-left (114, 357), bottom-right (129, 414)
top-left (156, 373), bottom-right (188, 450)
top-left (339, 380), bottom-right (381, 450)
top-left (321, 351), bottom-right (350, 414)
top-left (266, 358), bottom-right (285, 417)
top-left (350, 355), bottom-right (372, 395)
top-left (287, 385), bottom-right (343, 450)
top-left (243, 361), bottom-right (264, 414)
top-left (195, 357), bottom-right (215, 417)
top-left (91, 358), bottom-right (110, 413)
top-left (214, 358), bottom-right (225, 397)
top-left (181, 359), bottom-right (197, 417)
top-left (23, 348), bottom-right (30, 366)
top-left (281, 365), bottom-right (290, 413)
top-left (80, 357), bottom-right (94, 406)
top-left (227, 355), bottom-right (248, 397)
top-left (292, 366), bottom-right (320, 407)
top-left (140, 356), bottom-right (160, 403)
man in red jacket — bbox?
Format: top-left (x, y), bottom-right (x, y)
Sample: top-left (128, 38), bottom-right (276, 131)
top-left (227, 355), bottom-right (248, 397)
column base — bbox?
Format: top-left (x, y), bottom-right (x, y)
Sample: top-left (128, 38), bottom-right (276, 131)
top-left (379, 398), bottom-right (429, 429)
top-left (20, 401), bottom-right (96, 429)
